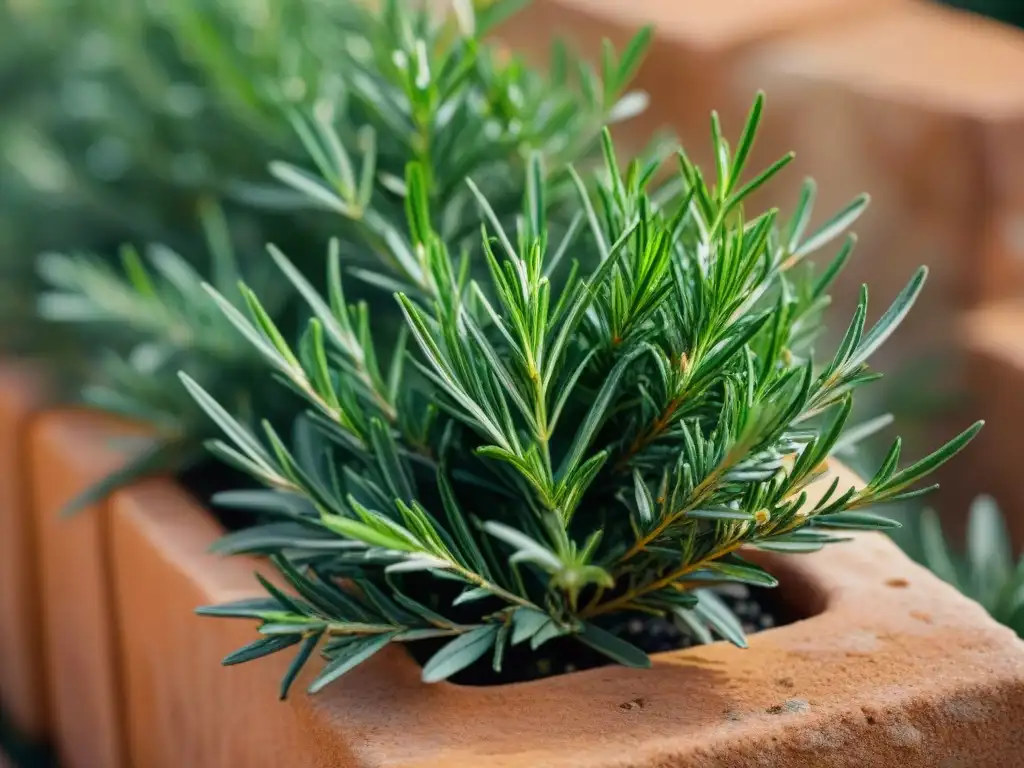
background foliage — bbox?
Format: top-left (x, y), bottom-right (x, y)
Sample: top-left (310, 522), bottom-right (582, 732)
top-left (940, 0), bottom-right (1024, 29)
top-left (5, 0), bottom-right (653, 510)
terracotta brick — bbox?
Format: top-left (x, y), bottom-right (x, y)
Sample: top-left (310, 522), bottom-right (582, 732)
top-left (0, 363), bottom-right (51, 741)
top-left (110, 480), bottom-right (356, 768)
top-left (109, 466), bottom-right (1024, 767)
top-left (977, 111), bottom-right (1024, 298)
top-left (737, 4), bottom-right (1024, 379)
top-left (29, 411), bottom-right (137, 768)
top-left (958, 301), bottom-right (1024, 551)
top-left (496, 0), bottom-right (896, 164)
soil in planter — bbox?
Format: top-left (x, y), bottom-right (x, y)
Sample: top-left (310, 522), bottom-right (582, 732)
top-left (405, 583), bottom-right (794, 686)
top-left (174, 449), bottom-right (800, 686)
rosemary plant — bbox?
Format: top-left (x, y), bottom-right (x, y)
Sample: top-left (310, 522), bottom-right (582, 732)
top-left (188, 95), bottom-right (980, 694)
top-left (33, 0), bottom-right (651, 510)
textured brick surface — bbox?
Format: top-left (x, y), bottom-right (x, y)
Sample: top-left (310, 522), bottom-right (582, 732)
top-left (958, 301), bottom-right (1024, 550)
top-left (29, 411), bottom-right (136, 768)
top-left (0, 364), bottom-right (50, 741)
top-left (738, 4), bottom-right (1024, 381)
top-left (110, 466), bottom-right (1024, 767)
top-left (110, 480), bottom-right (356, 768)
top-left (496, 0), bottom-right (895, 164)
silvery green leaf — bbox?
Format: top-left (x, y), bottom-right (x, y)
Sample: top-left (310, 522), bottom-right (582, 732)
top-left (578, 623), bottom-right (650, 668)
top-left (692, 590), bottom-right (747, 649)
top-left (608, 91), bottom-right (649, 123)
top-left (511, 607), bottom-right (550, 646)
top-left (967, 495), bottom-right (1011, 606)
top-left (793, 194), bottom-right (868, 259)
top-left (482, 522), bottom-right (562, 572)
top-left (420, 625), bottom-right (497, 683)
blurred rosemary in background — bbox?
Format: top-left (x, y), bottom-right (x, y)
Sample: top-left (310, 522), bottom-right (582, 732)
top-left (1, 0), bottom-right (655, 509)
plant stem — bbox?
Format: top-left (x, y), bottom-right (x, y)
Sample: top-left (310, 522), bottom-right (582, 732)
top-left (450, 563), bottom-right (538, 611)
top-left (615, 393), bottom-right (684, 471)
top-left (617, 449), bottom-right (738, 562)
top-left (581, 541), bottom-right (744, 618)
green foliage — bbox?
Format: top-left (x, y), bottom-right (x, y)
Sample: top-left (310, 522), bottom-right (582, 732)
top-left (940, 0), bottom-right (1024, 29)
top-left (1, 0), bottom-right (319, 309)
top-left (1, 0), bottom-right (337, 449)
top-left (37, 202), bottom-right (290, 515)
top-left (916, 497), bottom-right (1024, 636)
top-left (189, 91), bottom-right (980, 693)
top-left (29, 0), bottom-right (652, 508)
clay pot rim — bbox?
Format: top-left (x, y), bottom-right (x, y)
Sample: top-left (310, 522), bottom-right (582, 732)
top-left (118, 463), bottom-right (865, 691)
top-left (111, 463), bottom-right (1008, 694)
top-left (108, 447), bottom-right (1024, 767)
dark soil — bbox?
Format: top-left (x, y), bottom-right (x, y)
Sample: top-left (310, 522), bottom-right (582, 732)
top-left (177, 457), bottom-right (795, 689)
top-left (407, 583), bottom-right (791, 686)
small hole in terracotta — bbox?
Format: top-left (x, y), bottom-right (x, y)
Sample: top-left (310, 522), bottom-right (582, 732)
top-left (766, 699), bottom-right (810, 715)
top-left (885, 578), bottom-right (909, 588)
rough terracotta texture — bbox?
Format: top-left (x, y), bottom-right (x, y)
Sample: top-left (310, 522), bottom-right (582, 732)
top-left (496, 0), bottom-right (894, 165)
top-left (29, 410), bottom-right (137, 768)
top-left (111, 480), bottom-right (358, 768)
top-left (958, 301), bottom-right (1024, 550)
top-left (978, 116), bottom-right (1024, 302)
top-left (738, 3), bottom-right (1024, 386)
top-left (111, 465), bottom-right (1024, 767)
top-left (0, 364), bottom-right (50, 741)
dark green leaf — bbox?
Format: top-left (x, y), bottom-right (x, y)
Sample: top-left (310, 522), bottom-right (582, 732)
top-left (702, 557), bottom-right (778, 588)
top-left (223, 635), bottom-right (302, 666)
top-left (578, 623), bottom-right (651, 668)
top-left (421, 625), bottom-right (497, 683)
top-left (280, 632), bottom-right (322, 700)
top-left (814, 511), bottom-right (901, 530)
top-left (308, 633), bottom-right (395, 693)
top-left (196, 598), bottom-right (281, 620)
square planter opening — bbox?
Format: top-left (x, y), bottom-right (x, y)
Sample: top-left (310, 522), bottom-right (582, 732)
top-left (108, 472), bottom-right (1024, 768)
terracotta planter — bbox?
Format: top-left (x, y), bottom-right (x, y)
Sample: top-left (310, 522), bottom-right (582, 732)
top-left (495, 0), bottom-right (894, 168)
top-left (0, 363), bottom-right (51, 743)
top-left (110, 480), bottom-right (355, 767)
top-left (106, 459), bottom-right (1024, 766)
top-left (736, 3), bottom-right (1024, 391)
top-left (958, 300), bottom-right (1024, 550)
top-left (28, 410), bottom-right (138, 768)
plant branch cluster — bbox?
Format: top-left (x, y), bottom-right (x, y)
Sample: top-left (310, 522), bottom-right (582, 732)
top-left (189, 79), bottom-right (979, 691)
top-left (32, 0), bottom-right (650, 511)
top-left (20, 0), bottom-right (980, 694)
